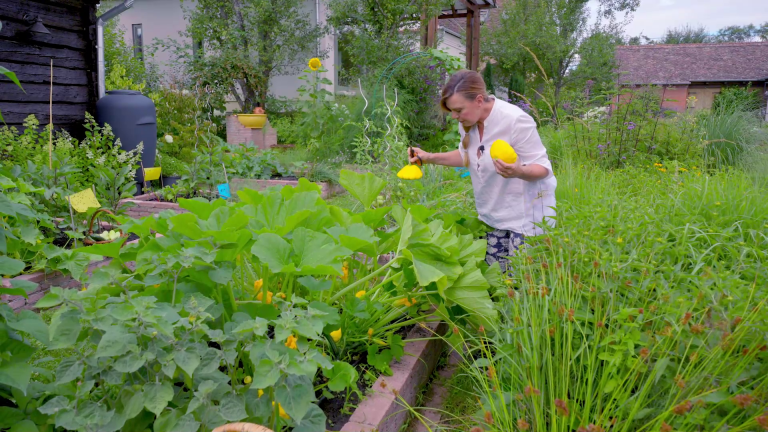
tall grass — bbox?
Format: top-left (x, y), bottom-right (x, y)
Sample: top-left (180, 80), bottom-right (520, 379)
top-left (438, 160), bottom-right (768, 432)
top-left (698, 110), bottom-right (768, 168)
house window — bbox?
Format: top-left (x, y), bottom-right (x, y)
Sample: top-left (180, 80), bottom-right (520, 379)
top-left (132, 24), bottom-right (143, 61)
top-left (193, 37), bottom-right (204, 59)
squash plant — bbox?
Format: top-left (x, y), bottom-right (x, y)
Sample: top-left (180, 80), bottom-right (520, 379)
top-left (3, 170), bottom-right (502, 432)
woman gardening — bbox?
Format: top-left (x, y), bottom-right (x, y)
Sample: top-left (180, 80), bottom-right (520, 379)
top-left (408, 70), bottom-right (557, 273)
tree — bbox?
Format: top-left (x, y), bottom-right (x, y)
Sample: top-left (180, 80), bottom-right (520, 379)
top-left (163, 0), bottom-right (326, 112)
top-left (484, 0), bottom-right (640, 119)
top-left (571, 30), bottom-right (625, 90)
top-left (326, 0), bottom-right (451, 79)
top-left (715, 24), bottom-right (757, 42)
top-left (661, 24), bottom-right (712, 44)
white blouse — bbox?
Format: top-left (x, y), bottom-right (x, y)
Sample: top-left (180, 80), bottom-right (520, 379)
top-left (458, 97), bottom-right (557, 236)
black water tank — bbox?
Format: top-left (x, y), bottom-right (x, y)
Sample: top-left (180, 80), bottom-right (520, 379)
top-left (96, 90), bottom-right (157, 185)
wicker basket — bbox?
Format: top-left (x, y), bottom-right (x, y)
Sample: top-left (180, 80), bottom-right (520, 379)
top-left (212, 423), bottom-right (274, 432)
top-left (82, 208), bottom-right (129, 246)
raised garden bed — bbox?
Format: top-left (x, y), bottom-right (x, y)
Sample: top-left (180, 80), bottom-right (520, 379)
top-left (2, 237), bottom-right (142, 312)
top-left (120, 193), bottom-right (188, 219)
top-left (230, 178), bottom-right (344, 199)
top-left (338, 321), bottom-right (448, 432)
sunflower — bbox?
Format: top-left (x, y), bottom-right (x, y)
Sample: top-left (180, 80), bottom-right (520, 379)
top-left (308, 58), bottom-right (322, 71)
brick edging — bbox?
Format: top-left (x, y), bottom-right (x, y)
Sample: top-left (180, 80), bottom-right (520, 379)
top-left (341, 321), bottom-right (447, 432)
top-left (1, 237), bottom-right (142, 312)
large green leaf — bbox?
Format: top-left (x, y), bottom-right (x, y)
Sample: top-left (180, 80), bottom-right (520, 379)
top-left (219, 393), bottom-right (247, 422)
top-left (154, 409), bottom-right (182, 432)
top-left (0, 362), bottom-right (32, 395)
top-left (174, 349), bottom-right (201, 377)
top-left (292, 404), bottom-right (326, 432)
top-left (48, 309), bottom-right (81, 350)
top-left (292, 228), bottom-right (350, 275)
top-left (177, 198), bottom-right (224, 220)
top-left (326, 223), bottom-right (378, 257)
top-left (324, 362), bottom-right (358, 392)
top-left (0, 407), bottom-right (25, 429)
top-left (78, 237), bottom-right (127, 259)
top-left (96, 327), bottom-right (136, 358)
top-left (143, 382), bottom-right (174, 416)
top-left (339, 169), bottom-right (386, 209)
top-left (247, 358), bottom-right (279, 389)
top-left (251, 233), bottom-right (294, 273)
top-left (6, 310), bottom-right (49, 345)
top-left (444, 266), bottom-right (497, 328)
top-left (275, 374), bottom-right (315, 423)
top-left (0, 256), bottom-right (24, 277)
top-left (54, 358), bottom-right (84, 384)
top-left (0, 66), bottom-right (23, 89)
top-left (402, 246), bottom-right (462, 292)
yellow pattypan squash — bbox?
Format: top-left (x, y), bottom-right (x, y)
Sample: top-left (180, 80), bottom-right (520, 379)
top-left (397, 164), bottom-right (423, 180)
top-left (490, 139), bottom-right (518, 164)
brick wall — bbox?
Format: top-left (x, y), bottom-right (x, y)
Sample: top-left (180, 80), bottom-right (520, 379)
top-left (226, 115), bottom-right (278, 149)
top-left (121, 194), bottom-right (187, 219)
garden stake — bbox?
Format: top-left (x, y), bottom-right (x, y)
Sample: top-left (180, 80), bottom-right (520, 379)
top-left (48, 59), bottom-right (53, 169)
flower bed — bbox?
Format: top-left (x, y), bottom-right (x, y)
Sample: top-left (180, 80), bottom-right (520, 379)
top-left (120, 193), bottom-right (188, 219)
top-left (230, 178), bottom-right (344, 199)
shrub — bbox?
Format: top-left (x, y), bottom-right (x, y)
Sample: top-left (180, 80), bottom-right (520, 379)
top-left (711, 85), bottom-right (764, 114)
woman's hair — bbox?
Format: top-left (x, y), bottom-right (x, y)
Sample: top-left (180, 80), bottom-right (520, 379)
top-left (440, 70), bottom-right (491, 167)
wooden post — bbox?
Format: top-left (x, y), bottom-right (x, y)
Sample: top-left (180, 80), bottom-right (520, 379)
top-left (466, 9), bottom-right (474, 70)
top-left (471, 8), bottom-right (481, 70)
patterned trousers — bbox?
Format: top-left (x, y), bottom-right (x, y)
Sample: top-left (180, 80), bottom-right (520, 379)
top-left (482, 229), bottom-right (525, 274)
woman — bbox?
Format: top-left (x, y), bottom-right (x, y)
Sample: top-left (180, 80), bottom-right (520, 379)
top-left (408, 70), bottom-right (557, 273)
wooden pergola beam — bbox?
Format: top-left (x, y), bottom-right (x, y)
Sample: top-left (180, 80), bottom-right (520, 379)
top-left (420, 1), bottom-right (496, 71)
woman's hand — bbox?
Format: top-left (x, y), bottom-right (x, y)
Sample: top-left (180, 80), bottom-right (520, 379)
top-left (493, 159), bottom-right (550, 181)
top-left (408, 147), bottom-right (431, 165)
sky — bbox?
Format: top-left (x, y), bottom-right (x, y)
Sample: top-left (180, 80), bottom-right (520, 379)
top-left (589, 0), bottom-right (768, 41)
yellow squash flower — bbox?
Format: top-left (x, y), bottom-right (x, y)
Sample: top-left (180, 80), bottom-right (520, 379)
top-left (272, 401), bottom-right (290, 420)
top-left (367, 328), bottom-right (374, 340)
top-left (244, 376), bottom-right (252, 384)
top-left (355, 290), bottom-right (366, 298)
top-left (285, 334), bottom-right (298, 350)
top-left (397, 164), bottom-right (423, 180)
top-left (341, 262), bottom-right (349, 283)
top-left (254, 279), bottom-right (263, 290)
top-left (395, 298), bottom-right (417, 307)
top-left (330, 328), bottom-right (342, 342)
top-left (258, 389), bottom-right (264, 398)
top-left (256, 290), bottom-right (273, 304)
top-left (308, 58), bottom-right (322, 71)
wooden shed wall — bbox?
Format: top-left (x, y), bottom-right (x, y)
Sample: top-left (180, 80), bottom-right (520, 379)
top-left (0, 0), bottom-right (99, 137)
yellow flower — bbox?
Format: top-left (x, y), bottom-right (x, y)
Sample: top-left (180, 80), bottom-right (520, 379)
top-left (277, 292), bottom-right (286, 299)
top-left (244, 376), bottom-right (252, 384)
top-left (272, 401), bottom-right (290, 420)
top-left (395, 298), bottom-right (417, 307)
top-left (679, 167), bottom-right (688, 172)
top-left (153, 284), bottom-right (160, 288)
top-left (341, 264), bottom-right (349, 283)
top-left (256, 290), bottom-right (273, 304)
top-left (258, 389), bottom-right (264, 398)
top-left (574, 188), bottom-right (578, 192)
top-left (367, 328), bottom-right (374, 340)
top-left (654, 162), bottom-right (663, 167)
top-left (308, 58), bottom-right (322, 71)
top-left (285, 334), bottom-right (298, 350)
top-left (355, 290), bottom-right (366, 298)
top-left (715, 202), bottom-right (721, 206)
top-left (657, 168), bottom-right (667, 173)
top-left (330, 328), bottom-right (342, 342)
top-left (254, 279), bottom-right (263, 290)
top-left (616, 237), bottom-right (623, 243)
top-left (189, 315), bottom-right (196, 322)
top-left (397, 164), bottom-right (423, 180)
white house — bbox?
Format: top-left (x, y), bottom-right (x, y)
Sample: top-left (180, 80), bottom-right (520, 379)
top-left (114, 1), bottom-right (486, 106)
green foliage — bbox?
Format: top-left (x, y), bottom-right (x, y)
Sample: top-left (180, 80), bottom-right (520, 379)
top-left (102, 17), bottom-right (154, 90)
top-left (227, 147), bottom-right (291, 180)
top-left (168, 0), bottom-right (327, 111)
top-left (157, 153), bottom-right (188, 177)
top-left (484, 0), bottom-right (639, 116)
top-left (449, 161), bottom-right (768, 432)
top-left (482, 63), bottom-right (495, 95)
top-left (94, 165), bottom-right (137, 216)
top-left (151, 87), bottom-right (221, 163)
top-left (698, 109), bottom-right (768, 168)
top-left (0, 65), bottom-right (23, 124)
top-left (711, 86), bottom-right (765, 115)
